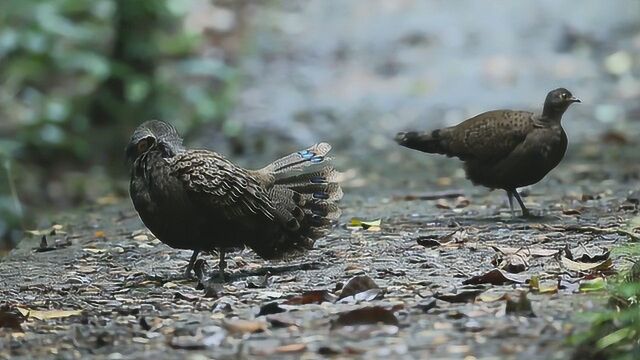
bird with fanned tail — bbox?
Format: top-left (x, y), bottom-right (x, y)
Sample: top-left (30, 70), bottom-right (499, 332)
top-left (395, 88), bottom-right (580, 217)
top-left (127, 120), bottom-right (342, 281)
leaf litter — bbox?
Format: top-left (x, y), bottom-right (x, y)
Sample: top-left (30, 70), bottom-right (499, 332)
top-left (1, 155), bottom-right (638, 359)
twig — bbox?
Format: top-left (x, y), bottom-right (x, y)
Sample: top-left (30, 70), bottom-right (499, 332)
top-left (533, 224), bottom-right (640, 242)
top-left (393, 191), bottom-right (465, 201)
top-left (234, 261), bottom-right (325, 277)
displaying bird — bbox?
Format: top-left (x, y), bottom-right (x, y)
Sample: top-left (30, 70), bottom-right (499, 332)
top-left (395, 88), bottom-right (580, 216)
top-left (127, 120), bottom-right (342, 281)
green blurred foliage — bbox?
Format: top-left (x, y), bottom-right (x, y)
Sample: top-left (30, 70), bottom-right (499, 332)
top-left (571, 246), bottom-right (640, 360)
top-left (0, 0), bottom-right (239, 250)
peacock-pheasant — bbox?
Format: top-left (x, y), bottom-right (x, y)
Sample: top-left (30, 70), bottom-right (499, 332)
top-left (127, 120), bottom-right (342, 280)
top-left (395, 88), bottom-right (580, 216)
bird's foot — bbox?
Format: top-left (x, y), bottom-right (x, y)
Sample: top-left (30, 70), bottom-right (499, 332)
top-left (212, 270), bottom-right (229, 283)
top-left (519, 210), bottom-right (542, 219)
top-left (183, 267), bottom-right (195, 279)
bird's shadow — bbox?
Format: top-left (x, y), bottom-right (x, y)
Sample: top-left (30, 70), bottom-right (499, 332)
top-left (196, 261), bottom-right (326, 285)
top-left (453, 212), bottom-right (563, 226)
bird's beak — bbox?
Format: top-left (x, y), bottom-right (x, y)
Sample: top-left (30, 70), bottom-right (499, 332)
top-left (569, 96), bottom-right (581, 103)
top-left (125, 142), bottom-right (137, 163)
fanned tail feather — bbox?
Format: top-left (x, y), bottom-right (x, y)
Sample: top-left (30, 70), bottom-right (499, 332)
top-left (248, 143), bottom-right (342, 259)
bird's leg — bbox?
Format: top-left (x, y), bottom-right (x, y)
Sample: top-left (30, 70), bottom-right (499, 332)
top-left (512, 190), bottom-right (531, 217)
top-left (184, 250), bottom-right (200, 278)
top-left (506, 190), bottom-right (515, 217)
top-left (217, 249), bottom-right (227, 282)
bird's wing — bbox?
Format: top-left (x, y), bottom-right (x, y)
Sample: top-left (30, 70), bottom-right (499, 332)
top-left (168, 150), bottom-right (277, 220)
top-left (445, 110), bottom-right (536, 161)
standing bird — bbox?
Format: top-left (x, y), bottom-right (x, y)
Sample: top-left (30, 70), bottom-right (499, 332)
top-left (395, 88), bottom-right (580, 216)
top-left (127, 120), bottom-right (342, 280)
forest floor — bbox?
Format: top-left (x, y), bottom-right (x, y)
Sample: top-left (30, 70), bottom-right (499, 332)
top-left (1, 143), bottom-right (639, 360)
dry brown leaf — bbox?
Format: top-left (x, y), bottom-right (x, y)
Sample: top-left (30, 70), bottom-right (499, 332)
top-left (332, 306), bottom-right (398, 328)
top-left (0, 305), bottom-right (26, 332)
top-left (275, 343), bottom-right (306, 353)
top-left (434, 288), bottom-right (485, 303)
top-left (462, 269), bottom-right (529, 285)
top-left (285, 290), bottom-right (337, 305)
top-left (417, 229), bottom-right (469, 248)
top-left (222, 319), bottom-right (267, 334)
top-left (17, 308), bottom-right (83, 320)
top-left (435, 199), bottom-right (451, 209)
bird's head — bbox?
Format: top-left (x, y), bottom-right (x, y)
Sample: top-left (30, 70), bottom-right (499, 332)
top-left (126, 120), bottom-right (184, 163)
top-left (542, 88), bottom-right (580, 118)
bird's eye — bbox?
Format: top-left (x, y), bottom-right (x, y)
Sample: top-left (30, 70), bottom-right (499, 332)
top-left (560, 93), bottom-right (568, 99)
top-left (137, 138), bottom-right (151, 155)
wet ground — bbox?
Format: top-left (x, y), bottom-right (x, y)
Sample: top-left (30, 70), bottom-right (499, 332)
top-left (1, 142), bottom-right (638, 359)
top-left (2, 2), bottom-right (640, 359)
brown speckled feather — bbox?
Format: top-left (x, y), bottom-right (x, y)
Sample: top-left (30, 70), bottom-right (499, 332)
top-left (442, 110), bottom-right (536, 161)
top-left (128, 121), bottom-right (342, 276)
top-left (395, 88), bottom-right (580, 216)
top-left (169, 150), bottom-right (277, 221)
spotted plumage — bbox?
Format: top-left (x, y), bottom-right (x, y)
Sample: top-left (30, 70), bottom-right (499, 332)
top-left (127, 120), bottom-right (342, 280)
top-left (395, 88), bottom-right (580, 216)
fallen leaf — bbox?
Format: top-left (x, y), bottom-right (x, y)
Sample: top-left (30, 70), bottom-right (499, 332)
top-left (565, 244), bottom-right (610, 262)
top-left (285, 290), bottom-right (337, 305)
top-left (561, 257), bottom-right (613, 272)
top-left (222, 319), bottom-right (267, 334)
top-left (477, 292), bottom-right (507, 303)
top-left (338, 288), bottom-right (385, 303)
top-left (492, 248), bottom-right (529, 273)
top-left (0, 305), bottom-right (25, 332)
top-left (417, 229), bottom-right (469, 248)
top-left (462, 269), bottom-right (529, 285)
top-left (347, 218), bottom-right (381, 231)
top-left (434, 288), bottom-right (485, 303)
top-left (332, 306), bottom-right (398, 328)
top-left (266, 314), bottom-right (300, 328)
top-left (174, 292), bottom-right (198, 302)
top-left (17, 308), bottom-right (83, 320)
top-left (83, 248), bottom-right (107, 253)
top-left (491, 246), bottom-right (559, 258)
top-left (257, 302), bottom-right (286, 316)
top-left (529, 276), bottom-right (558, 294)
top-left (435, 199), bottom-right (451, 209)
top-left (454, 196), bottom-right (471, 208)
top-left (562, 208), bottom-right (582, 216)
top-left (338, 275), bottom-right (380, 300)
top-left (274, 343), bottom-right (306, 353)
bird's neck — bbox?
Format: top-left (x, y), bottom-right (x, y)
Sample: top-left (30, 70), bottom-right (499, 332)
top-left (541, 106), bottom-right (566, 123)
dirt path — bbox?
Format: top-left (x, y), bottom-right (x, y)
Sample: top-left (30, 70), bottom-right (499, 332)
top-left (1, 145), bottom-right (638, 359)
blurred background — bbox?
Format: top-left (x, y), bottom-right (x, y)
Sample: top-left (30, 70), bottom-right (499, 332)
top-left (1, 0), bottom-right (639, 253)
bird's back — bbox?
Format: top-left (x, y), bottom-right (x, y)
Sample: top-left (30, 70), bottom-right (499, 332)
top-left (131, 143), bottom-right (341, 259)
